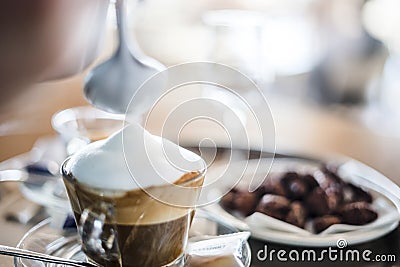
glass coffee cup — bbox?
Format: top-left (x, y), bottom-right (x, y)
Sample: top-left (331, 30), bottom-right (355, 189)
top-left (52, 106), bottom-right (124, 155)
top-left (61, 157), bottom-right (205, 267)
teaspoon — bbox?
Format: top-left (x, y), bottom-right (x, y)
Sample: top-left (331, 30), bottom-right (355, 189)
top-left (0, 245), bottom-right (97, 267)
top-left (84, 0), bottom-right (165, 114)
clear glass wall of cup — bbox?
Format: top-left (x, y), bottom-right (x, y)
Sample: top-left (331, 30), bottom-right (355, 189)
top-left (61, 157), bottom-right (206, 267)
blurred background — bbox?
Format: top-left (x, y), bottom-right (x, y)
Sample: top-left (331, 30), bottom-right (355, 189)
top-left (1, 0), bottom-right (400, 181)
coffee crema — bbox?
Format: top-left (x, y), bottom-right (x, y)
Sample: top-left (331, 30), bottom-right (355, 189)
top-left (65, 171), bottom-right (204, 224)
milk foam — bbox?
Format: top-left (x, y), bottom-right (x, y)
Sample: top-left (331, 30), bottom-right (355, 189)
top-left (69, 123), bottom-right (204, 190)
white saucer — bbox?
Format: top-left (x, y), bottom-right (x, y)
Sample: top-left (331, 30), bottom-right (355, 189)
top-left (205, 157), bottom-right (400, 247)
top-left (14, 210), bottom-right (252, 267)
top-left (250, 221), bottom-right (398, 247)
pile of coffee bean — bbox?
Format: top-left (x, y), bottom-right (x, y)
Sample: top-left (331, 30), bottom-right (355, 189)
top-left (220, 164), bottom-right (378, 233)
